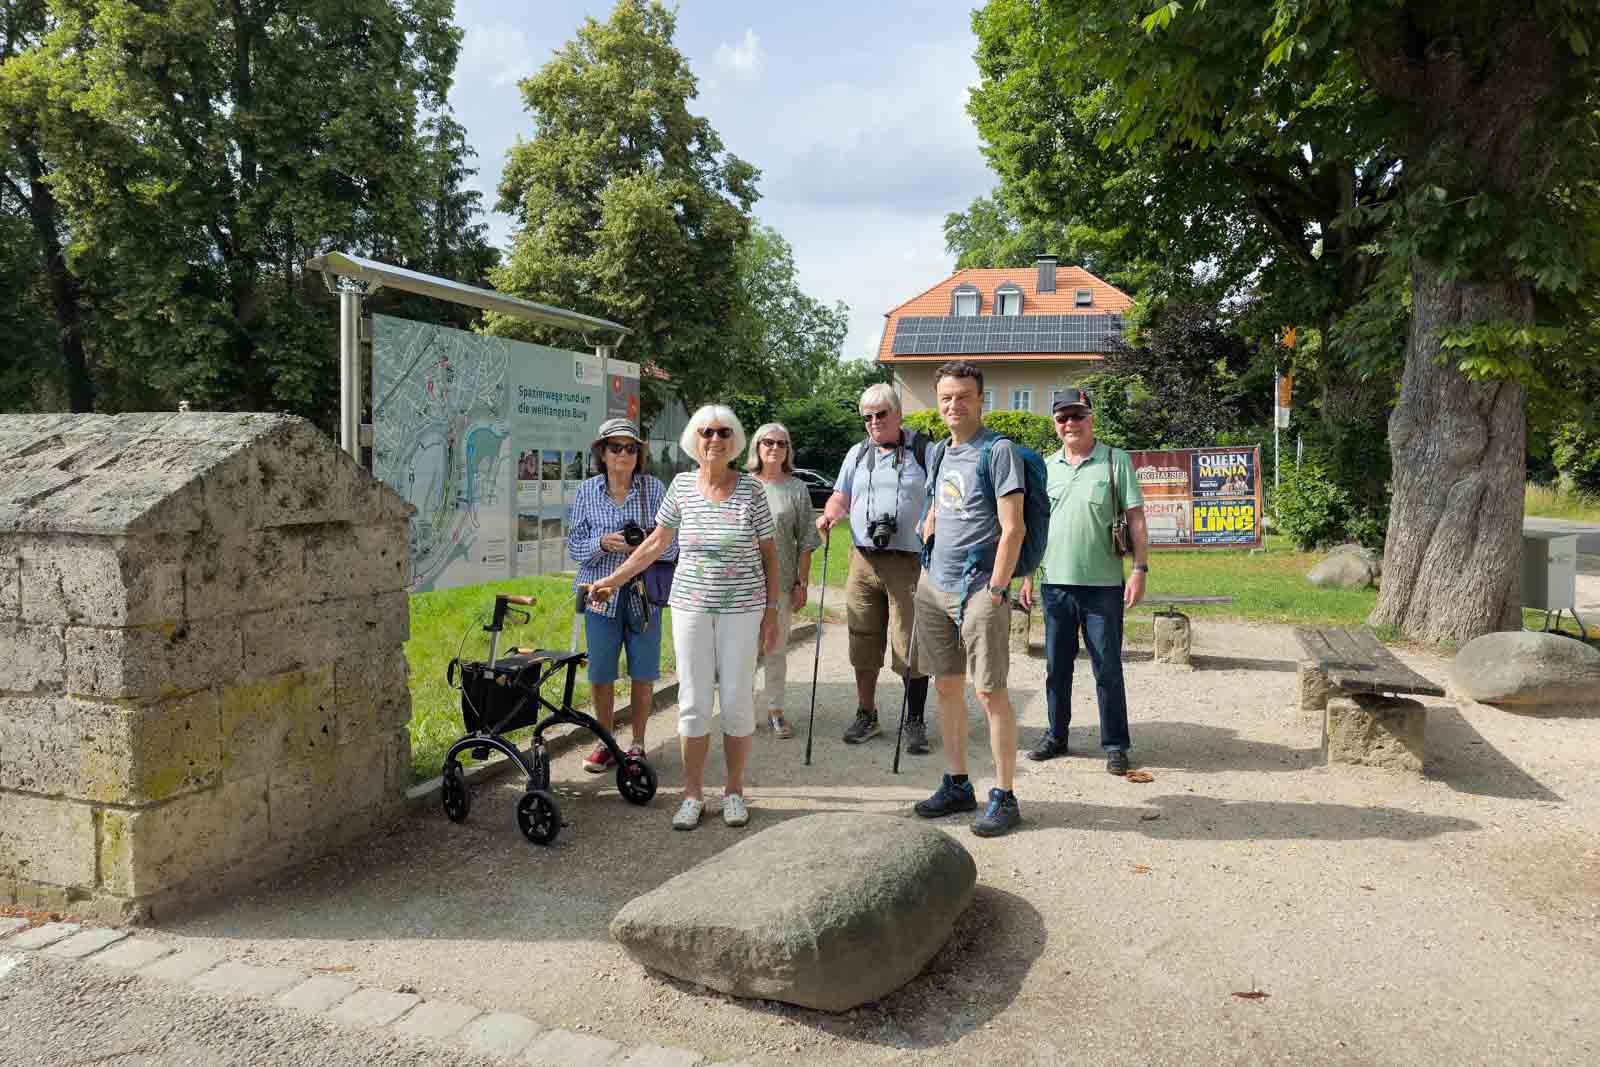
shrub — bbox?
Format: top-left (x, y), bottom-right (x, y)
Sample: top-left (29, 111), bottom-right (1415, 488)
top-left (776, 397), bottom-right (861, 476)
top-left (1551, 422), bottom-right (1600, 494)
top-left (1275, 463), bottom-right (1351, 550)
top-left (902, 409), bottom-right (947, 441)
top-left (901, 409), bottom-right (1056, 454)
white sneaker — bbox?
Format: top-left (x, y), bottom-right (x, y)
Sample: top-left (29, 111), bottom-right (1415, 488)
top-left (722, 793), bottom-right (749, 828)
top-left (672, 797), bottom-right (704, 831)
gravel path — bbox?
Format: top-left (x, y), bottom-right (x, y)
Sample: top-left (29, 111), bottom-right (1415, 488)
top-left (112, 616), bottom-right (1600, 1064)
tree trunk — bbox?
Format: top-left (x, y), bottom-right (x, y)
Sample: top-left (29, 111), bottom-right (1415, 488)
top-left (1369, 258), bottom-right (1527, 642)
top-left (18, 137), bottom-right (92, 413)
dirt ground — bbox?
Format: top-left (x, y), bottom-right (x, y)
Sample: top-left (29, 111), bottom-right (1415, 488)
top-left (146, 605), bottom-right (1600, 1066)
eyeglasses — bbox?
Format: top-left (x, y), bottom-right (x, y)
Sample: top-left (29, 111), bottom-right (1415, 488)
top-left (605, 442), bottom-right (640, 454)
top-left (1054, 411), bottom-right (1090, 423)
top-left (698, 426), bottom-right (734, 440)
top-left (862, 410), bottom-right (891, 423)
top-left (760, 439), bottom-right (789, 450)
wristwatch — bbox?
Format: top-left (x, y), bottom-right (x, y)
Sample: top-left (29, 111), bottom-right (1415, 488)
top-left (1133, 563), bottom-right (1150, 573)
top-left (989, 585), bottom-right (1008, 601)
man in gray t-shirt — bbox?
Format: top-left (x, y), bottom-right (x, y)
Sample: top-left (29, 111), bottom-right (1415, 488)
top-left (912, 360), bottom-right (1026, 838)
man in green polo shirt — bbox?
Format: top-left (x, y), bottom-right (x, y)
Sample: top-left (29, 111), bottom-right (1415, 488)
top-left (1018, 388), bottom-right (1149, 775)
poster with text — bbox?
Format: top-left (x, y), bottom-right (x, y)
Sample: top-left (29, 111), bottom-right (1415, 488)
top-left (1126, 445), bottom-right (1261, 549)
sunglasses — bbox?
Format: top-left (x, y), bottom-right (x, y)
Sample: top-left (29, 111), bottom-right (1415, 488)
top-left (1054, 411), bottom-right (1090, 423)
top-left (605, 442), bottom-right (640, 454)
top-left (862, 410), bottom-right (891, 423)
top-left (760, 439), bottom-right (789, 449)
top-left (698, 426), bottom-right (734, 440)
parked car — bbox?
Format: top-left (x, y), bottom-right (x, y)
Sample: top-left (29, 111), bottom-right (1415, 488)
top-left (791, 468), bottom-right (835, 509)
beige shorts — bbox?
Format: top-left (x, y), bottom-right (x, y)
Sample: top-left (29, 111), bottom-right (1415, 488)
top-left (912, 572), bottom-right (1010, 693)
top-left (845, 548), bottom-right (924, 678)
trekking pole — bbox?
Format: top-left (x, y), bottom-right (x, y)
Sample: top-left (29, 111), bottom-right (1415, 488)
top-left (804, 525), bottom-right (832, 766)
top-left (891, 610), bottom-right (920, 775)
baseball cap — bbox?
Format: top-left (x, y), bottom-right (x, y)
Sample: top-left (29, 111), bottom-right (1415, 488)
top-left (1051, 388), bottom-right (1092, 413)
top-left (595, 417), bottom-right (643, 444)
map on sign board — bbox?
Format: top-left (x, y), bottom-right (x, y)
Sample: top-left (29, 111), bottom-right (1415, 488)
top-left (371, 316), bottom-right (640, 593)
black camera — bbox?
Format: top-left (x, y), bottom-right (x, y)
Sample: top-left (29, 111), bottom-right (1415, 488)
top-left (866, 514), bottom-right (898, 549)
top-left (621, 521), bottom-right (646, 547)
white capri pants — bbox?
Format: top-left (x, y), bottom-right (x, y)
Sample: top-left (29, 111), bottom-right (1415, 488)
top-left (756, 599), bottom-right (793, 712)
top-left (673, 608), bottom-right (763, 738)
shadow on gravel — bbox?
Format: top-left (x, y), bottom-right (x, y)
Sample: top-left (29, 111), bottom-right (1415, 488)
top-left (1008, 793), bottom-right (1480, 842)
top-left (674, 885), bottom-right (1045, 1052)
top-left (1016, 720), bottom-right (1322, 774)
top-left (1422, 702), bottom-right (1564, 801)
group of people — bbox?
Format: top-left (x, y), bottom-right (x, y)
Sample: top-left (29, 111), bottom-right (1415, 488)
top-left (568, 359), bottom-right (1149, 838)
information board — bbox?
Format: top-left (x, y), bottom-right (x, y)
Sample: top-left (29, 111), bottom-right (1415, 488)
top-left (1131, 445), bottom-right (1263, 549)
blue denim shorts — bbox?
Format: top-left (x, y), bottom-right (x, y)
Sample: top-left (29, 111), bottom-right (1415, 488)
top-left (584, 608), bottom-right (663, 685)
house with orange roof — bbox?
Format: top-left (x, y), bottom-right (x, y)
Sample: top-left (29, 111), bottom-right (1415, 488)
top-left (877, 255), bottom-right (1133, 415)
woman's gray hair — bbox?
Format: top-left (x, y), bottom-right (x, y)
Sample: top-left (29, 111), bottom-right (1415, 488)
top-left (744, 422), bottom-right (794, 474)
top-left (679, 404), bottom-right (747, 462)
top-left (858, 382), bottom-right (901, 416)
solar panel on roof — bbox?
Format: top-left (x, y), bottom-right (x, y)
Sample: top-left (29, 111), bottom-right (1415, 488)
top-left (889, 312), bottom-right (1122, 355)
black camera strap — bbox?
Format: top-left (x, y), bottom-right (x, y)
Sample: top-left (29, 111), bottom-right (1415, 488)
top-left (863, 437), bottom-right (906, 546)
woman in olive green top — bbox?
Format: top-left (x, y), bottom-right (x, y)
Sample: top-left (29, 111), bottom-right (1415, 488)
top-left (747, 422), bottom-right (820, 737)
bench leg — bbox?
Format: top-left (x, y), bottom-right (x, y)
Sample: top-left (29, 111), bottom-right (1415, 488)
top-left (1152, 611), bottom-right (1191, 667)
top-left (1298, 661), bottom-right (1333, 714)
top-left (1322, 693), bottom-right (1426, 773)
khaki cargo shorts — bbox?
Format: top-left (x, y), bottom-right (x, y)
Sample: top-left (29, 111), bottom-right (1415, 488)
top-left (845, 547), bottom-right (924, 678)
top-left (912, 571), bottom-right (1010, 693)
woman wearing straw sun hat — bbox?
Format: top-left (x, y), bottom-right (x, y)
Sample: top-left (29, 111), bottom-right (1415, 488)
top-left (567, 417), bottom-right (677, 773)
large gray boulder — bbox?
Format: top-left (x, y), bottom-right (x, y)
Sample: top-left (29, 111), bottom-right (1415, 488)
top-left (1308, 543), bottom-right (1381, 589)
top-left (610, 813), bottom-right (976, 1012)
top-left (1451, 631), bottom-right (1600, 706)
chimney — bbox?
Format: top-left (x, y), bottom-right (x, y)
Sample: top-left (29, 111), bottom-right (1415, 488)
top-left (1036, 253), bottom-right (1058, 293)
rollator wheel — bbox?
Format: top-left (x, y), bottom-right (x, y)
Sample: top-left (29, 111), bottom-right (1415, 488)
top-left (441, 763), bottom-right (470, 823)
top-left (516, 789), bottom-right (561, 845)
top-left (616, 756), bottom-right (657, 806)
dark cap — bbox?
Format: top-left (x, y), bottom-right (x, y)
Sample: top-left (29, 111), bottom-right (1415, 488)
top-left (1051, 388), bottom-right (1092, 413)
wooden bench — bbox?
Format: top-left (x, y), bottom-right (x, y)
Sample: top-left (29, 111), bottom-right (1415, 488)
top-left (1139, 595), bottom-right (1234, 666)
top-left (1293, 626), bottom-right (1444, 772)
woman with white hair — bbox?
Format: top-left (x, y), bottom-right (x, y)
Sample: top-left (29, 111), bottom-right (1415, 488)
top-left (589, 404), bottom-right (780, 830)
top-left (746, 421), bottom-right (820, 738)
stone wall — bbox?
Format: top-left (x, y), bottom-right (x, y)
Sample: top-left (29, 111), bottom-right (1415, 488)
top-left (0, 413), bottom-right (412, 920)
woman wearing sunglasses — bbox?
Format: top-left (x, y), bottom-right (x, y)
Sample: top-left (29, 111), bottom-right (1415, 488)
top-left (568, 417), bottom-right (678, 773)
top-left (588, 405), bottom-right (781, 831)
top-left (745, 422), bottom-right (820, 739)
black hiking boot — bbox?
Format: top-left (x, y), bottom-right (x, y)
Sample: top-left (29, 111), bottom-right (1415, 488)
top-left (914, 774), bottom-right (977, 818)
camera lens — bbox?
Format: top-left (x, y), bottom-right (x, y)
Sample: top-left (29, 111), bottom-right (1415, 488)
top-left (622, 522), bottom-right (645, 546)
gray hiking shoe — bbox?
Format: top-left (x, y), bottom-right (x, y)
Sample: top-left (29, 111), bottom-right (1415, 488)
top-left (972, 788), bottom-right (1022, 837)
top-left (842, 708), bottom-right (881, 744)
top-left (903, 717), bottom-right (930, 755)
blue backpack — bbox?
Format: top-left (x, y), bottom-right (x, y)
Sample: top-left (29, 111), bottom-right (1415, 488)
top-left (924, 432), bottom-right (1050, 580)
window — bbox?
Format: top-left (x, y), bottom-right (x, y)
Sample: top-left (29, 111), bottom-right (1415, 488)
top-left (982, 389), bottom-right (994, 414)
top-left (1074, 288), bottom-right (1094, 307)
top-left (995, 284), bottom-right (1022, 316)
top-left (1010, 387), bottom-right (1033, 412)
top-left (951, 283), bottom-right (980, 317)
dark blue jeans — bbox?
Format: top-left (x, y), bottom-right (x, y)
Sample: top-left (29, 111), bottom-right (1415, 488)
top-left (1042, 584), bottom-right (1130, 752)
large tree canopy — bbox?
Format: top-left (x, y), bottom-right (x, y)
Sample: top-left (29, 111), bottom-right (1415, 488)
top-left (491, 0), bottom-right (759, 410)
top-left (970, 0), bottom-right (1599, 642)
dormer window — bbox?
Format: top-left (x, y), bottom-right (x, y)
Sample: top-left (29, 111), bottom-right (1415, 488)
top-left (1075, 288), bottom-right (1094, 307)
top-left (951, 283), bottom-right (980, 317)
top-left (995, 283), bottom-right (1023, 316)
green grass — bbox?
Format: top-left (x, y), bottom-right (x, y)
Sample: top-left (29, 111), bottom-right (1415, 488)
top-left (405, 575), bottom-right (675, 783)
top-left (1525, 482), bottom-right (1600, 522)
top-left (809, 518), bottom-right (855, 587)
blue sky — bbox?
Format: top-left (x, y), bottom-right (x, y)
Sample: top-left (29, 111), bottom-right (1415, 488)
top-left (448, 0), bottom-right (995, 362)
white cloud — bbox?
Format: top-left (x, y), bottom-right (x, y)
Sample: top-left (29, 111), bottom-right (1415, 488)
top-left (713, 29), bottom-right (765, 82)
top-left (457, 22), bottom-right (539, 88)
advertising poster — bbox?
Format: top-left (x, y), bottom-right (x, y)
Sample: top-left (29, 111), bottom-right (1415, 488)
top-left (1125, 445), bottom-right (1261, 549)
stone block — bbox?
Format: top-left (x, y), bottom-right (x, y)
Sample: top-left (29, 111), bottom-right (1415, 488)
top-left (100, 791), bottom-right (226, 898)
top-left (1323, 694), bottom-right (1426, 773)
top-left (0, 623), bottom-right (65, 692)
top-left (384, 728), bottom-right (414, 799)
top-left (6, 921), bottom-right (80, 950)
top-left (461, 1012), bottom-right (543, 1058)
top-left (333, 649), bottom-right (410, 744)
top-left (277, 975), bottom-right (358, 1014)
top-left (216, 773), bottom-right (270, 869)
top-left (198, 428), bottom-right (356, 534)
top-left (190, 959), bottom-right (303, 998)
top-left (88, 937), bottom-right (174, 971)
top-left (1152, 612), bottom-right (1191, 667)
top-left (327, 987), bottom-right (421, 1028)
top-left (17, 535), bottom-right (185, 627)
top-left (0, 692), bottom-right (220, 804)
top-left (184, 529), bottom-right (309, 622)
top-left (65, 620), bottom-right (242, 700)
top-left (1298, 662), bottom-right (1333, 712)
top-left (305, 521), bottom-right (409, 601)
top-left (0, 792), bottom-right (96, 888)
top-left (523, 1030), bottom-right (621, 1067)
top-left (238, 606), bottom-right (315, 679)
top-left (267, 753), bottom-right (340, 846)
top-left (44, 927), bottom-right (129, 959)
top-left (138, 947), bottom-right (225, 982)
top-left (219, 667), bottom-right (336, 778)
top-left (334, 741), bottom-right (389, 825)
top-left (391, 999), bottom-right (480, 1041)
